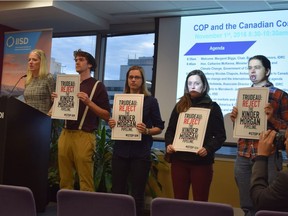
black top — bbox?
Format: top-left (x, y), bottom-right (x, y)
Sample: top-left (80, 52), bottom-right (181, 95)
top-left (66, 78), bottom-right (111, 132)
top-left (165, 94), bottom-right (226, 165)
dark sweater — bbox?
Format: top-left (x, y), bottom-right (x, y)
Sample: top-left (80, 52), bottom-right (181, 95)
top-left (165, 94), bottom-right (226, 165)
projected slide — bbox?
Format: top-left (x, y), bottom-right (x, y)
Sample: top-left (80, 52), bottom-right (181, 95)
top-left (178, 10), bottom-right (288, 116)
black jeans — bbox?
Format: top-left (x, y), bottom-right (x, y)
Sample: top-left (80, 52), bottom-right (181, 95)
top-left (112, 154), bottom-right (151, 216)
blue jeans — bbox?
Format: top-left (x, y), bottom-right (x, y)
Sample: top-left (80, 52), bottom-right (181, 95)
top-left (234, 152), bottom-right (282, 216)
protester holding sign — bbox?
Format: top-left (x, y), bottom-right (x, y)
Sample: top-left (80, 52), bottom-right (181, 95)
top-left (24, 49), bottom-right (55, 114)
top-left (165, 70), bottom-right (226, 201)
top-left (52, 49), bottom-right (110, 192)
top-left (230, 55), bottom-right (288, 216)
top-left (108, 65), bottom-right (164, 216)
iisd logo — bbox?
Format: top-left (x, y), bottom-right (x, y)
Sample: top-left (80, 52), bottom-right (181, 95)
top-left (0, 112), bottom-right (4, 119)
top-left (6, 36), bottom-right (29, 47)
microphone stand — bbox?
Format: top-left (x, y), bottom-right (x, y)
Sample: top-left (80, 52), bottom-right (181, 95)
top-left (9, 74), bottom-right (27, 97)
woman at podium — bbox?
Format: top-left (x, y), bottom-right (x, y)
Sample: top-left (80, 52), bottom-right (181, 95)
top-left (23, 49), bottom-right (55, 114)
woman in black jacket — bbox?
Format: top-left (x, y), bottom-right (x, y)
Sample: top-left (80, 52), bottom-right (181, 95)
top-left (165, 70), bottom-right (226, 201)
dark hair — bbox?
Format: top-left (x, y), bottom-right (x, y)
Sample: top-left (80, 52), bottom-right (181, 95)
top-left (184, 70), bottom-right (210, 95)
top-left (73, 49), bottom-right (96, 72)
top-left (176, 69), bottom-right (209, 113)
top-left (248, 55), bottom-right (271, 77)
top-left (124, 65), bottom-right (151, 96)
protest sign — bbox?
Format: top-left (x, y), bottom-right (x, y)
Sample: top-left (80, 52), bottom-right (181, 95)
top-left (233, 87), bottom-right (269, 139)
top-left (172, 107), bottom-right (210, 153)
top-left (51, 74), bottom-right (80, 120)
top-left (111, 94), bottom-right (144, 141)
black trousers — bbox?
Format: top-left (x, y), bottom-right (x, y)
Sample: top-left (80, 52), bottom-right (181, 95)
top-left (112, 154), bottom-right (151, 216)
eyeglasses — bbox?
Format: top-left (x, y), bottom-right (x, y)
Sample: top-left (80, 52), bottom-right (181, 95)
top-left (248, 65), bottom-right (263, 70)
top-left (128, 75), bottom-right (142, 80)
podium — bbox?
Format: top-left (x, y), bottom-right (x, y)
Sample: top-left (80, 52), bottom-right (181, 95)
top-left (0, 96), bottom-right (51, 212)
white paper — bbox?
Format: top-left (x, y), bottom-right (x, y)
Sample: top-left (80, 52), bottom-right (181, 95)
top-left (111, 94), bottom-right (144, 141)
top-left (233, 87), bottom-right (269, 139)
top-left (51, 74), bottom-right (80, 120)
top-left (172, 107), bottom-right (211, 153)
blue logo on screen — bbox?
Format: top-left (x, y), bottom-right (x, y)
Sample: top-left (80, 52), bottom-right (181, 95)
top-left (4, 32), bottom-right (42, 54)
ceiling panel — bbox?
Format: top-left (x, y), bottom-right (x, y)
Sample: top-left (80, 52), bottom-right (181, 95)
top-left (0, 0), bottom-right (288, 34)
top-left (217, 0), bottom-right (272, 12)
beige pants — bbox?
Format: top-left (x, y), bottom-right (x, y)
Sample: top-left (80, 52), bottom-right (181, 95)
top-left (58, 129), bottom-right (96, 191)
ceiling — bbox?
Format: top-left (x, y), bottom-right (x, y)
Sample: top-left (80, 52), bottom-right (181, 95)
top-left (1, 0), bottom-right (288, 35)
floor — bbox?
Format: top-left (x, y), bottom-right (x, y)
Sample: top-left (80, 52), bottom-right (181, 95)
top-left (37, 203), bottom-right (57, 216)
top-left (38, 202), bottom-right (244, 216)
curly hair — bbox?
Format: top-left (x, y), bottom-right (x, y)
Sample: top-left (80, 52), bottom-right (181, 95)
top-left (73, 49), bottom-right (96, 72)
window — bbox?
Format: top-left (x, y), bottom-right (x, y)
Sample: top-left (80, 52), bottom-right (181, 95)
top-left (103, 33), bottom-right (155, 105)
top-left (51, 36), bottom-right (96, 75)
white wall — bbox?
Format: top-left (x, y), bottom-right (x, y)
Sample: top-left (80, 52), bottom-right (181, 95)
top-left (155, 17), bottom-right (180, 140)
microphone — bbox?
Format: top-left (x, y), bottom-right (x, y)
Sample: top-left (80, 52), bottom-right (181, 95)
top-left (9, 74), bottom-right (27, 97)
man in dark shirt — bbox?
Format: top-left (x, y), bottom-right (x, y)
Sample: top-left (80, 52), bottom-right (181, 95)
top-left (55, 49), bottom-right (110, 192)
top-left (250, 129), bottom-right (288, 212)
